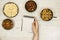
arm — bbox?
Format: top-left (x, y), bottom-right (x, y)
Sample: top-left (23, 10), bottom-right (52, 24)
top-left (32, 17), bottom-right (39, 40)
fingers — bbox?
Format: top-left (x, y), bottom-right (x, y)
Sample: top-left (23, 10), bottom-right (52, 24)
top-left (32, 17), bottom-right (39, 32)
top-left (32, 22), bottom-right (35, 30)
top-left (34, 17), bottom-right (39, 29)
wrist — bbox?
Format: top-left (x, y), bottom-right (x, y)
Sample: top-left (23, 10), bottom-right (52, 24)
top-left (34, 33), bottom-right (38, 36)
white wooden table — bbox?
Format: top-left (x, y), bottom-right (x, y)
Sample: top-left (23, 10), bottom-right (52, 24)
top-left (0, 0), bottom-right (60, 40)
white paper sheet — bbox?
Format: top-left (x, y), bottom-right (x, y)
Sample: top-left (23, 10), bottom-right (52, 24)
top-left (22, 16), bottom-right (34, 33)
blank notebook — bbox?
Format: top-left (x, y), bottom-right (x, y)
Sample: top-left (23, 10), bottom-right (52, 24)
top-left (22, 16), bottom-right (34, 33)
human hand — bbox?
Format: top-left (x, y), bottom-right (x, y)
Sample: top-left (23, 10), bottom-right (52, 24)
top-left (32, 17), bottom-right (39, 35)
